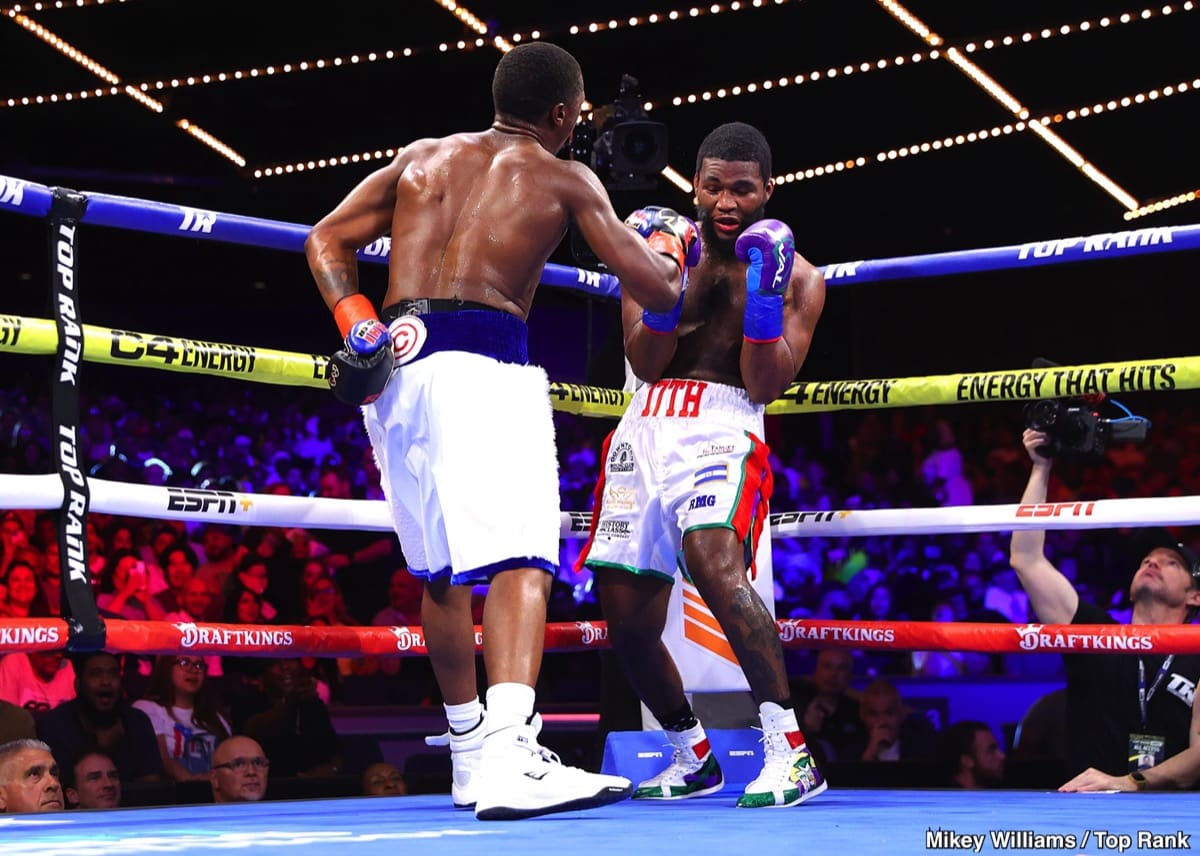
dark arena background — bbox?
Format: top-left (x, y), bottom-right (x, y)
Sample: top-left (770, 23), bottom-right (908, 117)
top-left (1, 1), bottom-right (1199, 853)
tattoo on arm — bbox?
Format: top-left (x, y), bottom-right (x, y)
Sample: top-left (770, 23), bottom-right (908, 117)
top-left (313, 254), bottom-right (359, 306)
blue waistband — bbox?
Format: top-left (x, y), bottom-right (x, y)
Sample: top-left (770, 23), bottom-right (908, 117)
top-left (383, 304), bottom-right (529, 366)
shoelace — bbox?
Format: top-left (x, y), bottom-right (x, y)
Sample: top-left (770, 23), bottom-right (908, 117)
top-left (752, 727), bottom-right (796, 773)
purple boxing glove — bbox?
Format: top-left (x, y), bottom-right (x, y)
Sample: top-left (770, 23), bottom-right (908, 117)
top-left (735, 219), bottom-right (795, 343)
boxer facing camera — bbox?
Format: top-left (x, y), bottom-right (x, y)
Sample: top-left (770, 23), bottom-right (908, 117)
top-left (572, 74), bottom-right (668, 191)
top-left (1023, 358), bottom-right (1151, 460)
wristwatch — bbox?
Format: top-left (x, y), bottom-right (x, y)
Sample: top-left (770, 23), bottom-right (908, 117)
top-left (1129, 770), bottom-right (1148, 791)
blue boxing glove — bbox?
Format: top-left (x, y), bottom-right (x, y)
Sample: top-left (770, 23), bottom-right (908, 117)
top-left (735, 219), bottom-right (795, 343)
top-left (625, 206), bottom-right (701, 335)
top-left (328, 316), bottom-right (393, 406)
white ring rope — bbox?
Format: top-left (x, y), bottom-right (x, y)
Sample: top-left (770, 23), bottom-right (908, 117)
top-left (2, 473), bottom-right (1197, 539)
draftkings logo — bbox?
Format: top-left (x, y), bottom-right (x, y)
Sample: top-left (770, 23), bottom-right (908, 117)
top-left (1015, 623), bottom-right (1152, 652)
top-left (575, 621), bottom-right (608, 646)
top-left (390, 626), bottom-right (426, 651)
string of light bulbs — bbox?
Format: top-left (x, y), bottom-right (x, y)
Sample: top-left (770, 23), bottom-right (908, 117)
top-left (653, 2), bottom-right (1195, 110)
top-left (3, 0), bottom-right (801, 108)
top-left (876, 0), bottom-right (1146, 211)
top-left (252, 73), bottom-right (1199, 190)
top-left (771, 76), bottom-right (1198, 185)
top-left (1, 0), bottom-right (130, 10)
top-left (254, 5), bottom-right (1197, 203)
top-left (3, 9), bottom-right (245, 165)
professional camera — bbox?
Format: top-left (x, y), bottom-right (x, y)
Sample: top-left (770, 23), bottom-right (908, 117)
top-left (1023, 398), bottom-right (1150, 460)
top-left (572, 74), bottom-right (668, 191)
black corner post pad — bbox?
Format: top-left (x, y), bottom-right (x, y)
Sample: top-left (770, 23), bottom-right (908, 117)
top-left (48, 185), bottom-right (106, 652)
top-left (49, 186), bottom-right (89, 220)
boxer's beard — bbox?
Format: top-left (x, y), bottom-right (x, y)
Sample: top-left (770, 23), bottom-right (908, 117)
top-left (697, 203), bottom-right (767, 261)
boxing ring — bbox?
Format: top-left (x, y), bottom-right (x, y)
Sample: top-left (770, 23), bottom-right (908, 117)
top-left (3, 174), bottom-right (1200, 853)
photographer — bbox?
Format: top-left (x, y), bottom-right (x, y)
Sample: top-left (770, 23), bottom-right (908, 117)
top-left (1010, 427), bottom-right (1200, 791)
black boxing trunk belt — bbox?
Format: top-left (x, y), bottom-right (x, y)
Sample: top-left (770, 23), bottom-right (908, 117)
top-left (381, 299), bottom-right (528, 366)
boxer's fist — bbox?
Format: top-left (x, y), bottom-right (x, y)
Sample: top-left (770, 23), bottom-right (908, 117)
top-left (329, 339), bottom-right (392, 406)
top-left (329, 295), bottom-right (393, 405)
top-left (736, 219), bottom-right (795, 343)
top-left (625, 206), bottom-right (701, 274)
top-left (345, 317), bottom-right (390, 358)
top-left (735, 219), bottom-right (795, 297)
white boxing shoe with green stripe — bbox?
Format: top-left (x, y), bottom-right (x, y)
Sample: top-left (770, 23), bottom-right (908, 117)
top-left (737, 730), bottom-right (827, 808)
top-left (633, 724), bottom-right (725, 800)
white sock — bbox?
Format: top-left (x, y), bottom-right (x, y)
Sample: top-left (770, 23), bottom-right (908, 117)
top-left (486, 682), bottom-right (536, 733)
top-left (445, 697), bottom-right (483, 735)
top-left (760, 701), bottom-right (801, 736)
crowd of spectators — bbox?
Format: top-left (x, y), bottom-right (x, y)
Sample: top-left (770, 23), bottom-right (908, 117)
top-left (2, 376), bottom-right (1199, 809)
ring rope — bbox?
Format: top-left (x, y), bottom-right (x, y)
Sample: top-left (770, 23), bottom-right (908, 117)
top-left (2, 313), bottom-right (1195, 417)
top-left (0, 176), bottom-right (618, 299)
top-left (2, 473), bottom-right (1199, 539)
top-left (1, 617), bottom-right (1197, 657)
top-left (3, 174), bottom-right (1199, 292)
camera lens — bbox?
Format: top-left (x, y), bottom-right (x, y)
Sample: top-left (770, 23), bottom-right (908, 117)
top-left (621, 130), bottom-right (657, 166)
top-left (1024, 400), bottom-right (1061, 432)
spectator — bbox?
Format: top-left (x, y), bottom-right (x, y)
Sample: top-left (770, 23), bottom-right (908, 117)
top-left (0, 511), bottom-right (31, 578)
top-left (209, 735), bottom-right (269, 804)
top-left (302, 574), bottom-right (355, 628)
top-left (920, 418), bottom-right (973, 507)
top-left (361, 761), bottom-right (406, 797)
top-left (37, 543), bottom-right (64, 616)
top-left (195, 523), bottom-right (239, 603)
top-left (223, 579), bottom-right (266, 626)
top-left (372, 568), bottom-right (422, 628)
top-left (848, 678), bottom-right (940, 762)
top-left (133, 655), bottom-right (231, 783)
top-left (36, 652), bottom-right (163, 783)
top-left (307, 466), bottom-right (399, 624)
top-left (65, 750), bottom-right (121, 810)
top-left (1011, 428), bottom-right (1200, 785)
top-left (789, 649), bottom-right (864, 763)
top-left (167, 576), bottom-right (217, 625)
top-left (0, 699), bottom-right (35, 745)
top-left (152, 542), bottom-right (200, 615)
top-left (1, 558), bottom-right (53, 618)
top-left (223, 554), bottom-right (278, 623)
top-left (164, 577), bottom-right (223, 678)
top-left (983, 567), bottom-right (1030, 624)
top-left (241, 659), bottom-right (342, 779)
top-left (0, 651), bottom-right (76, 715)
top-left (0, 738), bottom-right (63, 813)
top-left (96, 551), bottom-right (165, 621)
top-left (910, 602), bottom-right (967, 677)
top-left (940, 720), bottom-right (1005, 788)
top-left (1012, 688), bottom-right (1067, 762)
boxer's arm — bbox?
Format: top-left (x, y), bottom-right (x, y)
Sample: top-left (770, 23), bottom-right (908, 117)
top-left (620, 289), bottom-right (678, 384)
top-left (741, 259), bottom-right (825, 404)
top-left (306, 154), bottom-right (406, 312)
top-left (563, 163), bottom-right (682, 314)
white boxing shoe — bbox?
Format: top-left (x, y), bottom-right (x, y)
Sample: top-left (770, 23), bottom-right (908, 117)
top-left (473, 718), bottom-right (632, 820)
top-left (425, 713), bottom-right (487, 808)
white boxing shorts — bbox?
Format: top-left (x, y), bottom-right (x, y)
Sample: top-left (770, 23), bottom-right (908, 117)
top-left (579, 379), bottom-right (773, 582)
top-left (363, 304), bottom-right (560, 585)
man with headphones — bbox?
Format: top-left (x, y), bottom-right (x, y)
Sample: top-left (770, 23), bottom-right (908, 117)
top-left (1011, 427), bottom-right (1200, 791)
